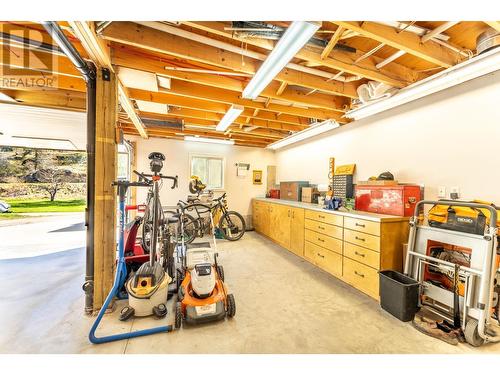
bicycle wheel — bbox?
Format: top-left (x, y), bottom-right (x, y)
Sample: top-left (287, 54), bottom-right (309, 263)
top-left (181, 213), bottom-right (199, 244)
top-left (219, 211), bottom-right (246, 241)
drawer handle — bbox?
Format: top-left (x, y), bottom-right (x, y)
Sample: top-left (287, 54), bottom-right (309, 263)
top-left (354, 271), bottom-right (365, 278)
top-left (317, 253), bottom-right (325, 258)
top-left (317, 237), bottom-right (324, 242)
top-left (354, 251), bottom-right (365, 258)
top-left (355, 223), bottom-right (365, 228)
top-left (318, 215), bottom-right (325, 219)
top-left (355, 236), bottom-right (366, 242)
top-left (318, 226), bottom-right (325, 230)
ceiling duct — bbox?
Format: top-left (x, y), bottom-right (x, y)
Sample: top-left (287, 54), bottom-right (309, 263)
top-left (230, 21), bottom-right (356, 53)
top-left (140, 117), bottom-right (184, 130)
top-left (477, 27), bottom-right (500, 55)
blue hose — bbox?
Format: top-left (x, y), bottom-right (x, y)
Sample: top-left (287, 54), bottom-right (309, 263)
top-left (88, 192), bottom-right (173, 344)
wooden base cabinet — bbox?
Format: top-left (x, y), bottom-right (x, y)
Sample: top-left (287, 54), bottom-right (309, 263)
top-left (253, 199), bottom-right (409, 301)
top-left (254, 200), bottom-right (304, 256)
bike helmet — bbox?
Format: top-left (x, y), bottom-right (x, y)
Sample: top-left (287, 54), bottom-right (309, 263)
top-left (377, 171), bottom-right (395, 181)
top-left (189, 176), bottom-right (206, 194)
top-left (148, 152), bottom-right (165, 173)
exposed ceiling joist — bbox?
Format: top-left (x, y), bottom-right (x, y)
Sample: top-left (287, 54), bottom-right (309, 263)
top-left (321, 26), bottom-right (344, 59)
top-left (331, 21), bottom-right (462, 68)
top-left (102, 22), bottom-right (358, 100)
top-left (182, 21), bottom-right (420, 87)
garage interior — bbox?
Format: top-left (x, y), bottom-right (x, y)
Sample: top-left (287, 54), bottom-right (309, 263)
top-left (2, 13), bottom-right (500, 359)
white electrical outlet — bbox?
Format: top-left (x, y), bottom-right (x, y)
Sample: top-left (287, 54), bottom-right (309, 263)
top-left (438, 186), bottom-right (446, 198)
top-left (450, 186), bottom-right (460, 199)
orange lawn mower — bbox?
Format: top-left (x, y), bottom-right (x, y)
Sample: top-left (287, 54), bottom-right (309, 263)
top-left (174, 201), bottom-right (235, 328)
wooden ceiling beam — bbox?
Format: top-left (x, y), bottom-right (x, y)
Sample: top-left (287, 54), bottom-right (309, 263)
top-left (103, 22), bottom-right (358, 100)
top-left (127, 88), bottom-right (305, 132)
top-left (0, 68), bottom-right (86, 92)
top-left (120, 123), bottom-right (274, 144)
top-left (126, 84), bottom-right (342, 122)
top-left (136, 109), bottom-right (290, 138)
top-left (0, 88), bottom-right (86, 111)
top-left (112, 49), bottom-right (349, 111)
top-left (0, 45), bottom-right (82, 78)
top-left (331, 21), bottom-right (461, 68)
top-left (147, 107), bottom-right (294, 134)
top-left (183, 21), bottom-right (419, 87)
top-left (321, 26), bottom-right (344, 59)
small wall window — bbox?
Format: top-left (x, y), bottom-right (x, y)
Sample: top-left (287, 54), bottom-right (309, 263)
top-left (190, 154), bottom-right (225, 190)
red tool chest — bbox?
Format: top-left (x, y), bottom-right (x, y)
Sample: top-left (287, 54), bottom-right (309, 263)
top-left (355, 185), bottom-right (422, 217)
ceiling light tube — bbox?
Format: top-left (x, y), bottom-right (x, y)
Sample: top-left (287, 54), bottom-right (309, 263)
top-left (216, 104), bottom-right (244, 131)
top-left (242, 21), bottom-right (321, 100)
top-left (184, 136), bottom-right (235, 145)
top-left (267, 120), bottom-right (339, 150)
top-left (346, 47), bottom-right (500, 121)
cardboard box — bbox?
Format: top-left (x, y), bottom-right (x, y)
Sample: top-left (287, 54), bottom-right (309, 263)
top-left (301, 186), bottom-right (318, 203)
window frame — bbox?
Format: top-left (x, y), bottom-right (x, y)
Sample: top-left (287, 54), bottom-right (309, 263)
top-left (189, 153), bottom-right (226, 191)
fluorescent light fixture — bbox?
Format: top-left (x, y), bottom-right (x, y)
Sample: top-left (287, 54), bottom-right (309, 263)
top-left (117, 67), bottom-right (159, 92)
top-left (346, 47), bottom-right (500, 121)
top-left (184, 136), bottom-right (235, 145)
top-left (267, 120), bottom-right (339, 150)
top-left (215, 104), bottom-right (244, 131)
top-left (242, 21), bottom-right (321, 100)
top-left (135, 99), bottom-right (169, 114)
top-left (0, 92), bottom-right (17, 103)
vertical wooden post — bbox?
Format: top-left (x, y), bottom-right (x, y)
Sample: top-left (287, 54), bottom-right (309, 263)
top-left (92, 68), bottom-right (118, 310)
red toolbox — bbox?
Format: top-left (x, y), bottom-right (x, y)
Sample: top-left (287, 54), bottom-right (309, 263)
top-left (355, 185), bottom-right (422, 217)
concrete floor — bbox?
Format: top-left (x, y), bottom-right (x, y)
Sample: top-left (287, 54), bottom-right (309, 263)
top-left (0, 217), bottom-right (499, 353)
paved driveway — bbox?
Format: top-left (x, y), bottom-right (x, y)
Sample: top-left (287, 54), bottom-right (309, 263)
top-left (0, 213), bottom-right (85, 259)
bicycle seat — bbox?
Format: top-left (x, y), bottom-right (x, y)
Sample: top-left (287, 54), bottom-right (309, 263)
top-left (166, 217), bottom-right (179, 224)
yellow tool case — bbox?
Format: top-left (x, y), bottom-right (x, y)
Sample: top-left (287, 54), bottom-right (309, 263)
top-left (428, 200), bottom-right (500, 235)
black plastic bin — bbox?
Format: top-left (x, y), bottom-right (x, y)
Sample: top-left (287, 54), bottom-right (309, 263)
top-left (379, 270), bottom-right (420, 322)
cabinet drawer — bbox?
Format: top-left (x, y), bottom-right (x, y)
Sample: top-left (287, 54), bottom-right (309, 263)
top-left (344, 228), bottom-right (380, 252)
top-left (343, 257), bottom-right (379, 299)
top-left (304, 219), bottom-right (343, 240)
top-left (344, 217), bottom-right (380, 236)
top-left (304, 241), bottom-right (342, 277)
top-left (305, 229), bottom-right (342, 254)
top-left (305, 209), bottom-right (343, 227)
top-left (343, 242), bottom-right (380, 270)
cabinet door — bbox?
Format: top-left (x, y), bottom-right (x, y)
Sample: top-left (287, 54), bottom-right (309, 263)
top-left (289, 207), bottom-right (304, 256)
top-left (270, 204), bottom-right (291, 247)
top-left (260, 203), bottom-right (270, 236)
top-left (252, 201), bottom-right (261, 232)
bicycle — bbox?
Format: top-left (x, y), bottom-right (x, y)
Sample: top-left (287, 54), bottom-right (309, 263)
top-left (131, 152), bottom-right (178, 279)
top-left (178, 192), bottom-right (246, 242)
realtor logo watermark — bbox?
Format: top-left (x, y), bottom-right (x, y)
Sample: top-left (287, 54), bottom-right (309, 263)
top-left (1, 24), bottom-right (59, 90)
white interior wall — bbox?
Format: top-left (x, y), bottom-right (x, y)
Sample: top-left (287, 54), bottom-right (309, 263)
top-left (126, 136), bottom-right (276, 216)
top-left (274, 71), bottom-right (500, 203)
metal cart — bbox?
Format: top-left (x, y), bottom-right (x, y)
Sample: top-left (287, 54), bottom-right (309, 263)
top-left (405, 200), bottom-right (500, 346)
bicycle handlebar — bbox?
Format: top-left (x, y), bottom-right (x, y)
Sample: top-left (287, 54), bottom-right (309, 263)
top-left (133, 170), bottom-right (178, 189)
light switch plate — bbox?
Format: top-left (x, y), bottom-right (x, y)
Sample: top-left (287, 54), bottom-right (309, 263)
top-left (438, 186), bottom-right (446, 198)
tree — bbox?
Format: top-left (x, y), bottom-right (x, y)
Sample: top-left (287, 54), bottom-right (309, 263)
top-left (36, 169), bottom-right (67, 201)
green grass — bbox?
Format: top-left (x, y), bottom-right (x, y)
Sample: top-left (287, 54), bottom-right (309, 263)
top-left (4, 198), bottom-right (86, 213)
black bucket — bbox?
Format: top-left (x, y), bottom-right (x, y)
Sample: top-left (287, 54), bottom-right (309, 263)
top-left (379, 270), bottom-right (420, 322)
